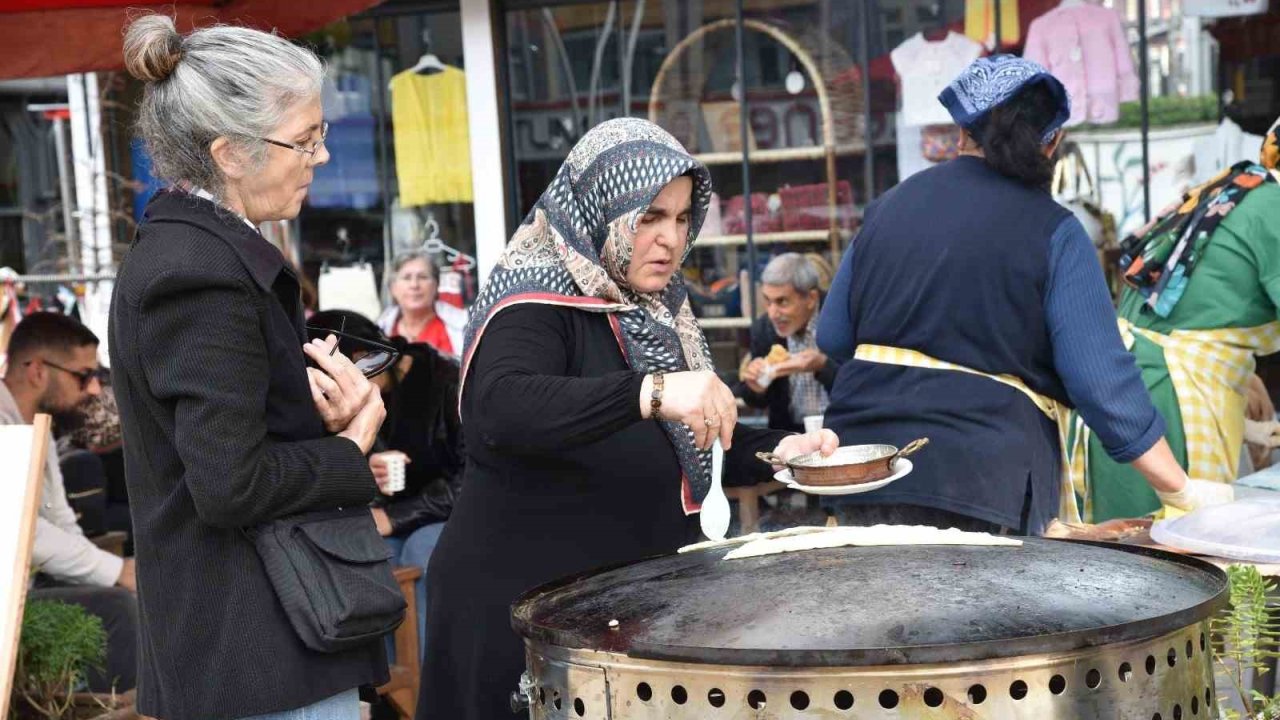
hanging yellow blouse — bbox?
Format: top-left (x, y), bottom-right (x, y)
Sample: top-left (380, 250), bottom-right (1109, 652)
top-left (965, 0), bottom-right (1021, 49)
top-left (390, 66), bottom-right (474, 206)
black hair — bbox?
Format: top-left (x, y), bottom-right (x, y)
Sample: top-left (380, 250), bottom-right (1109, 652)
top-left (7, 312), bottom-right (99, 364)
top-left (969, 81), bottom-right (1061, 189)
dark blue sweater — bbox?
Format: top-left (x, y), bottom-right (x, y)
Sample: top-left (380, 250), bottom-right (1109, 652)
top-left (817, 157), bottom-right (1163, 532)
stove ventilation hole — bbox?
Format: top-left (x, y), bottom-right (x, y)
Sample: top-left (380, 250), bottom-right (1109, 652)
top-left (1153, 714), bottom-right (1163, 720)
top-left (790, 691), bottom-right (810, 710)
top-left (1191, 695), bottom-right (1200, 715)
top-left (553, 690), bottom-right (562, 712)
top-left (1085, 669), bottom-right (1102, 689)
top-left (1205, 687), bottom-right (1212, 708)
top-left (966, 684), bottom-right (987, 705)
top-left (878, 689), bottom-right (899, 709)
top-left (707, 688), bottom-right (726, 708)
top-left (1200, 632), bottom-right (1207, 653)
top-left (538, 688), bottom-right (546, 706)
top-left (1009, 680), bottom-right (1028, 700)
top-left (747, 690), bottom-right (767, 710)
top-left (1119, 662), bottom-right (1133, 683)
top-left (923, 687), bottom-right (944, 708)
top-left (1146, 655), bottom-right (1158, 675)
top-left (1168, 648), bottom-right (1178, 668)
top-left (1049, 675), bottom-right (1067, 695)
top-left (1173, 703), bottom-right (1183, 720)
top-left (833, 690), bottom-right (855, 710)
top-left (670, 686), bottom-right (688, 705)
top-left (573, 698), bottom-right (585, 717)
top-left (635, 683), bottom-right (652, 702)
top-left (1186, 639), bottom-right (1195, 659)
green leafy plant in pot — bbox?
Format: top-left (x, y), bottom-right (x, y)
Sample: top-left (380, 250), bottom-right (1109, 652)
top-left (11, 600), bottom-right (106, 720)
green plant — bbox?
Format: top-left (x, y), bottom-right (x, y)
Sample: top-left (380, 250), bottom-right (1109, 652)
top-left (1213, 565), bottom-right (1280, 720)
top-left (1076, 94), bottom-right (1219, 131)
top-left (11, 600), bottom-right (106, 720)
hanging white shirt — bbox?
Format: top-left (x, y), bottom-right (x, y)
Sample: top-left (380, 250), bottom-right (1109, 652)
top-left (890, 32), bottom-right (985, 127)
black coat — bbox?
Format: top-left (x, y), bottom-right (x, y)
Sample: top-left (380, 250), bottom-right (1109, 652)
top-left (736, 314), bottom-right (840, 432)
top-left (372, 344), bottom-right (464, 535)
top-left (109, 190), bottom-right (387, 720)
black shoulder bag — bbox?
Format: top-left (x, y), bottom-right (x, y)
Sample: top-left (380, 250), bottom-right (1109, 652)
top-left (246, 506), bottom-right (406, 653)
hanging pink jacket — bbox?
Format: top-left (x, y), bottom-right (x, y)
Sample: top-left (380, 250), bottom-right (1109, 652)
top-left (1023, 3), bottom-right (1140, 126)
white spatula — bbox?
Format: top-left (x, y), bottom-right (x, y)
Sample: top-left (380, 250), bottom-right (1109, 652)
top-left (700, 439), bottom-right (730, 541)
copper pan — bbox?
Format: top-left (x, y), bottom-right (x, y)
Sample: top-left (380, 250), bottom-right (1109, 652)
top-left (756, 438), bottom-right (929, 487)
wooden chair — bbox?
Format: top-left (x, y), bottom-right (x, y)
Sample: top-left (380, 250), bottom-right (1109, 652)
top-left (378, 566), bottom-right (422, 720)
top-left (90, 530), bottom-right (128, 558)
top-left (725, 481), bottom-right (787, 535)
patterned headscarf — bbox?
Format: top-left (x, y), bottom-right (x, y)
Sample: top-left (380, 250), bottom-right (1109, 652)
top-left (461, 118), bottom-right (716, 514)
top-left (939, 55), bottom-right (1071, 144)
top-left (1117, 120), bottom-right (1280, 317)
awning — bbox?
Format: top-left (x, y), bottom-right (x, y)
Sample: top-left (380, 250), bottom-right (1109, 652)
top-left (0, 0), bottom-right (382, 80)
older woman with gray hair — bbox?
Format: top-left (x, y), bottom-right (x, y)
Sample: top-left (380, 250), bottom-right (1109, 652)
top-left (110, 16), bottom-right (388, 720)
top-left (376, 250), bottom-right (467, 356)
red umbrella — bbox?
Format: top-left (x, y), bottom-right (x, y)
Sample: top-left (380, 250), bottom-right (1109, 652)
top-left (0, 0), bottom-right (381, 79)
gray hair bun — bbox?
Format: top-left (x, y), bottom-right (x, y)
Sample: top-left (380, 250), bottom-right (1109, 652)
top-left (123, 15), bottom-right (184, 83)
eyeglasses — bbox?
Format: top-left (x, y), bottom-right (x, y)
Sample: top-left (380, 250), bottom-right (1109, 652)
top-left (261, 121), bottom-right (329, 158)
top-left (305, 322), bottom-right (401, 379)
top-left (30, 360), bottom-right (106, 390)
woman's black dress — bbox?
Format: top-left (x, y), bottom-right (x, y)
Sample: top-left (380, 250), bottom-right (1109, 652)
top-left (417, 304), bottom-right (785, 720)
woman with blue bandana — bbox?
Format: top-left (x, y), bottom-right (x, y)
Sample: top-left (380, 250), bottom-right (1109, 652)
top-left (816, 56), bottom-right (1222, 535)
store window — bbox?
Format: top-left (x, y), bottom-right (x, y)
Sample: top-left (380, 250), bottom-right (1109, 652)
top-left (298, 6), bottom-right (478, 322)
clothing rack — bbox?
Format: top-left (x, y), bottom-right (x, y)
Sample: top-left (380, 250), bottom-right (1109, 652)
top-left (415, 212), bottom-right (476, 272)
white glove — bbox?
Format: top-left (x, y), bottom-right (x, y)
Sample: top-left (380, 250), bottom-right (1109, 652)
top-left (1244, 418), bottom-right (1280, 448)
top-left (1154, 478), bottom-right (1235, 515)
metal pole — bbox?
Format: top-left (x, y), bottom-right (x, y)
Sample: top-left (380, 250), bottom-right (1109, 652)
top-left (51, 117), bottom-right (78, 275)
top-left (992, 0), bottom-right (1002, 50)
top-left (859, 0), bottom-right (874, 204)
top-left (373, 21), bottom-right (395, 287)
top-left (1137, 0), bottom-right (1152, 221)
top-left (735, 0), bottom-right (757, 318)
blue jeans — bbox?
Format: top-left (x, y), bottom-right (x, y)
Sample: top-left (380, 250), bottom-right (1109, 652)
top-left (384, 521), bottom-right (446, 661)
top-left (238, 689), bottom-right (359, 720)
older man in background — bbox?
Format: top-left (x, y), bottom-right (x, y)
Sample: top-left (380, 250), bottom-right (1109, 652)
top-left (739, 253), bottom-right (841, 432)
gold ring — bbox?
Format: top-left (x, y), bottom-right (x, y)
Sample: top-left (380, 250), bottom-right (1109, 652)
top-left (704, 416), bottom-right (718, 427)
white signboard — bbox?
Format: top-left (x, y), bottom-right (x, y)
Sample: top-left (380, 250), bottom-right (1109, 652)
top-left (1, 415), bottom-right (51, 720)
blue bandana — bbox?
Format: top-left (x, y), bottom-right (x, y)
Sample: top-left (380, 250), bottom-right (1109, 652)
top-left (938, 55), bottom-right (1071, 144)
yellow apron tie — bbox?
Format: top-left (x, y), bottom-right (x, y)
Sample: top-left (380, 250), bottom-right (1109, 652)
top-left (1112, 318), bottom-right (1280, 482)
top-left (854, 344), bottom-right (1087, 523)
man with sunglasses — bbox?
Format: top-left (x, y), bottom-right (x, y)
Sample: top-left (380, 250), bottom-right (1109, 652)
top-left (1, 312), bottom-right (137, 693)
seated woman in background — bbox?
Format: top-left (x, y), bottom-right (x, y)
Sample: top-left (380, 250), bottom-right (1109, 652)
top-left (377, 251), bottom-right (467, 357)
top-left (308, 309), bottom-right (464, 660)
top-left (1085, 118), bottom-right (1280, 520)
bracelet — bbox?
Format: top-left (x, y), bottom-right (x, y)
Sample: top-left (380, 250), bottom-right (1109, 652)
top-left (650, 371), bottom-right (665, 417)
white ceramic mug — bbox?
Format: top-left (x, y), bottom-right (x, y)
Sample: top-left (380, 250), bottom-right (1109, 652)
top-left (803, 415), bottom-right (825, 433)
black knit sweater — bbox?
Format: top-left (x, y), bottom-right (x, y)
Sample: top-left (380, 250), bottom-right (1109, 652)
top-left (109, 190), bottom-right (387, 720)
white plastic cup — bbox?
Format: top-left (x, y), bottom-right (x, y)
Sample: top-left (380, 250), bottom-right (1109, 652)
top-left (384, 455), bottom-right (406, 494)
top-left (803, 415), bottom-right (825, 433)
top-left (757, 365), bottom-right (776, 390)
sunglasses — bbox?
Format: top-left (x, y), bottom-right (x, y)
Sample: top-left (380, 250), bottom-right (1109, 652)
top-left (33, 360), bottom-right (107, 390)
top-left (304, 321), bottom-right (400, 379)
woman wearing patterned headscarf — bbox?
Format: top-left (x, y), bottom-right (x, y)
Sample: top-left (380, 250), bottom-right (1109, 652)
top-left (1083, 117), bottom-right (1280, 520)
top-left (416, 118), bottom-right (837, 720)
top-left (816, 56), bottom-right (1210, 537)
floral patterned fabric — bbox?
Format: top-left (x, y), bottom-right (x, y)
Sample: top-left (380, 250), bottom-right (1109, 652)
top-left (460, 118), bottom-right (717, 512)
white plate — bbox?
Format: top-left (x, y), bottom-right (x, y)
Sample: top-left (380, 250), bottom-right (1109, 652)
top-left (773, 459), bottom-right (913, 496)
